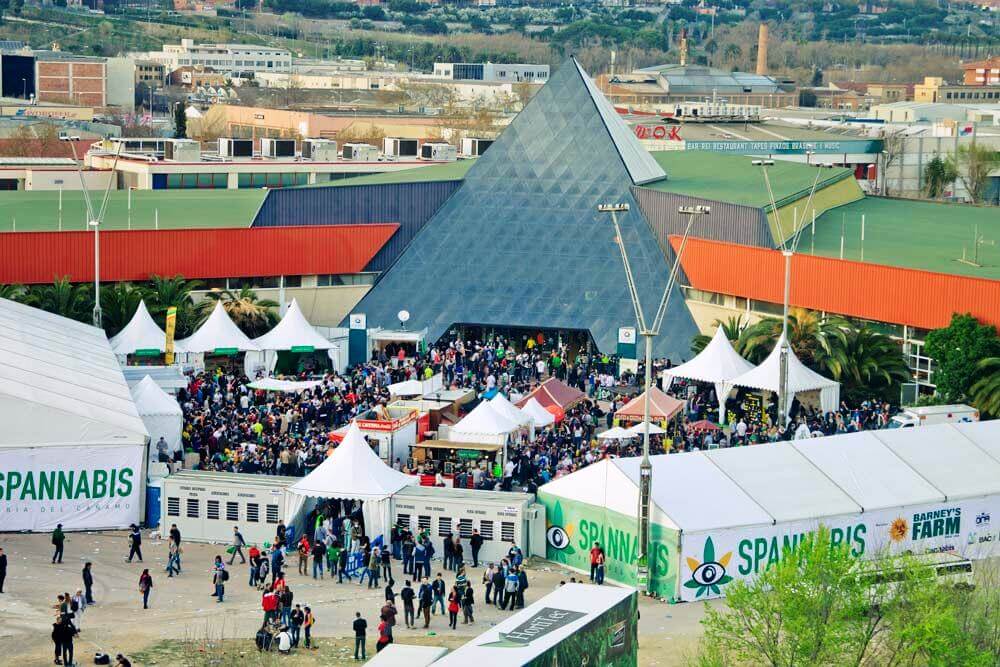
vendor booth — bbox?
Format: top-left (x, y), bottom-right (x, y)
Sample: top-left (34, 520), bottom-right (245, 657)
top-left (284, 422), bottom-right (418, 544)
top-left (109, 299), bottom-right (186, 364)
top-left (409, 439), bottom-right (504, 485)
top-left (520, 397), bottom-right (555, 428)
top-left (175, 301), bottom-right (259, 370)
top-left (369, 327), bottom-right (428, 362)
top-left (515, 378), bottom-right (586, 412)
top-left (332, 404), bottom-right (423, 465)
top-left (130, 375), bottom-right (183, 471)
top-left (448, 400), bottom-right (521, 450)
top-left (247, 299), bottom-right (335, 378)
top-left (613, 386), bottom-right (685, 427)
top-left (539, 420), bottom-right (1000, 602)
top-left (662, 325), bottom-right (755, 423)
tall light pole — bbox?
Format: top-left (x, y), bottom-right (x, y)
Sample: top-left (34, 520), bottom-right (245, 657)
top-left (753, 158), bottom-right (835, 426)
top-left (599, 201), bottom-right (710, 595)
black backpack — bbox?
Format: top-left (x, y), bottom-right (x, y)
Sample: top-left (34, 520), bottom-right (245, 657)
top-left (221, 569), bottom-right (230, 582)
top-left (94, 653), bottom-right (111, 665)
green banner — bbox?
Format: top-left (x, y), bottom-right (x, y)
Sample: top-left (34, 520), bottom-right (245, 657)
top-left (457, 449), bottom-right (482, 460)
top-left (213, 347), bottom-right (239, 355)
top-left (133, 348), bottom-right (161, 357)
top-left (290, 345), bottom-right (315, 353)
top-left (539, 491), bottom-right (678, 600)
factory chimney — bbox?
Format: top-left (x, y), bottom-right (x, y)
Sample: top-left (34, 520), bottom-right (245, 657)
top-left (679, 28), bottom-right (688, 67)
top-left (755, 23), bottom-right (769, 75)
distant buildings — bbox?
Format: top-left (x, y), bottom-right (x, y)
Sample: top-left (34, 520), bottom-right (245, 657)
top-left (431, 62), bottom-right (549, 84)
top-left (141, 39), bottom-right (292, 76)
top-left (599, 64), bottom-right (796, 108)
top-left (915, 75), bottom-right (1000, 104)
top-left (962, 57), bottom-right (1000, 86)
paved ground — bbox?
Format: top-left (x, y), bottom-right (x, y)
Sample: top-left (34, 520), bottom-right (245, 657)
top-left (0, 531), bottom-right (710, 666)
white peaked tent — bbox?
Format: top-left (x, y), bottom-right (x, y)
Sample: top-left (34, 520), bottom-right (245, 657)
top-left (449, 400), bottom-right (521, 445)
top-left (663, 326), bottom-right (755, 423)
top-left (521, 397), bottom-right (555, 428)
top-left (110, 300), bottom-right (184, 358)
top-left (490, 393), bottom-right (533, 427)
top-left (130, 375), bottom-right (182, 467)
top-left (598, 426), bottom-right (637, 440)
top-left (726, 334), bottom-right (840, 417)
top-left (247, 299), bottom-right (332, 376)
top-left (283, 422), bottom-right (417, 541)
top-left (177, 300), bottom-right (259, 354)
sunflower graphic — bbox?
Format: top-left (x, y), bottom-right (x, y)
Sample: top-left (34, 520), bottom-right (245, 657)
top-left (889, 517), bottom-right (909, 542)
top-left (684, 537), bottom-right (733, 598)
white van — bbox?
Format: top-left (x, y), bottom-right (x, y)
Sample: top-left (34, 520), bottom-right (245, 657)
top-left (888, 404), bottom-right (979, 428)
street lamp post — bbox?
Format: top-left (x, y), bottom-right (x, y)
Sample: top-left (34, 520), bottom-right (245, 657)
top-left (599, 201), bottom-right (710, 595)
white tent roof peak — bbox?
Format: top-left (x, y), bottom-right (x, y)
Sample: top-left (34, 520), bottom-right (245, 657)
top-left (664, 325), bottom-right (754, 385)
top-left (521, 397), bottom-right (555, 428)
top-left (728, 334), bottom-right (839, 394)
top-left (452, 401), bottom-right (520, 436)
top-left (177, 300), bottom-right (259, 353)
top-left (110, 300), bottom-right (185, 356)
top-left (253, 298), bottom-right (333, 351)
top-left (489, 393), bottom-right (533, 427)
top-left (286, 421), bottom-right (417, 500)
top-left (130, 375), bottom-right (182, 417)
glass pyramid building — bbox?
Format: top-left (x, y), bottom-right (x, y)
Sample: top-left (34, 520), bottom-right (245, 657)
top-left (351, 58), bottom-right (698, 359)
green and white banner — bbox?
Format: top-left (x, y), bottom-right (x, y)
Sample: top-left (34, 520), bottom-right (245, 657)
top-left (0, 444), bottom-right (144, 532)
top-left (679, 496), bottom-right (1000, 601)
top-left (539, 491), bottom-right (679, 600)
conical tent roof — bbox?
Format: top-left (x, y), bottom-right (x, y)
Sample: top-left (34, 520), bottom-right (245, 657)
top-left (177, 300), bottom-right (259, 353)
top-left (489, 393), bottom-right (533, 427)
top-left (130, 375), bottom-right (182, 417)
top-left (286, 421), bottom-right (416, 500)
top-left (615, 386), bottom-right (685, 421)
top-left (110, 300), bottom-right (184, 355)
top-left (253, 298), bottom-right (333, 351)
top-left (727, 334), bottom-right (840, 413)
top-left (451, 401), bottom-right (520, 437)
top-left (664, 325), bottom-right (754, 385)
top-left (515, 378), bottom-right (586, 411)
top-left (521, 397), bottom-right (555, 428)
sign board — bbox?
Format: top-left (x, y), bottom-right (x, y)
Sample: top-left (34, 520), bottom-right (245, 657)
top-left (617, 326), bottom-right (637, 365)
top-left (134, 348), bottom-right (161, 357)
top-left (685, 139), bottom-right (882, 155)
top-left (348, 313), bottom-right (368, 367)
top-left (164, 306), bottom-right (176, 366)
top-left (290, 345), bottom-right (315, 353)
top-left (349, 313), bottom-right (367, 330)
top-left (213, 347), bottom-right (239, 355)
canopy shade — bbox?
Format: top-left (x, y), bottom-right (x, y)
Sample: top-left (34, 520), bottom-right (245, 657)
top-left (520, 397), bottom-right (555, 428)
top-left (449, 400), bottom-right (521, 445)
top-left (252, 299), bottom-right (333, 351)
top-left (489, 393), bottom-right (533, 427)
top-left (725, 334), bottom-right (840, 414)
top-left (663, 326), bottom-right (754, 386)
top-left (598, 426), bottom-right (637, 440)
top-left (176, 300), bottom-right (259, 354)
top-left (247, 378), bottom-right (324, 393)
top-left (110, 300), bottom-right (185, 356)
top-left (627, 421), bottom-right (667, 435)
top-left (615, 386), bottom-right (685, 422)
top-left (130, 375), bottom-right (182, 465)
top-left (515, 378), bottom-right (586, 411)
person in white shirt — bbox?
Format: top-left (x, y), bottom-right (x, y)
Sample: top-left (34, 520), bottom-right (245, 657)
top-left (276, 627), bottom-right (292, 654)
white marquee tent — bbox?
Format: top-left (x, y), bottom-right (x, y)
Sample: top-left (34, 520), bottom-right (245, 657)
top-left (176, 300), bottom-right (259, 355)
top-left (662, 326), bottom-right (755, 422)
top-left (247, 299), bottom-right (333, 376)
top-left (521, 397), bottom-right (555, 428)
top-left (0, 297), bottom-right (149, 531)
top-left (109, 300), bottom-right (184, 359)
top-left (449, 400), bottom-right (521, 445)
top-left (283, 421), bottom-right (417, 541)
top-left (130, 375), bottom-right (183, 468)
top-left (725, 334), bottom-right (840, 417)
top-left (489, 393), bottom-right (533, 427)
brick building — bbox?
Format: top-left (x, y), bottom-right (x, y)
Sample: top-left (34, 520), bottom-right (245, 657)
top-left (34, 51), bottom-right (106, 107)
top-left (962, 57), bottom-right (1000, 86)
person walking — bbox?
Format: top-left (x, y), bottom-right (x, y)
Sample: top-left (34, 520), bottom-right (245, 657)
top-left (289, 604), bottom-right (304, 648)
top-left (337, 546), bottom-right (351, 583)
top-left (51, 524), bottom-right (65, 564)
top-left (470, 530), bottom-right (484, 568)
top-left (228, 527), bottom-right (247, 565)
top-left (0, 547), bottom-right (7, 593)
top-left (432, 573), bottom-right (446, 616)
top-left (352, 611), bottom-right (367, 661)
top-left (418, 578), bottom-right (433, 628)
top-left (168, 524), bottom-right (182, 573)
top-left (138, 569), bottom-right (153, 609)
top-left (297, 536), bottom-right (309, 576)
top-left (303, 606), bottom-right (315, 649)
top-left (126, 524), bottom-right (143, 563)
top-left (462, 583), bottom-right (475, 624)
top-left (367, 547), bottom-right (381, 589)
top-left (312, 540), bottom-right (326, 579)
top-left (82, 562), bottom-right (94, 604)
top-left (447, 586), bottom-right (460, 629)
top-left (213, 557), bottom-right (227, 603)
top-left (380, 546), bottom-right (392, 583)
top-left (400, 580), bottom-right (415, 628)
top-left (166, 539), bottom-right (181, 578)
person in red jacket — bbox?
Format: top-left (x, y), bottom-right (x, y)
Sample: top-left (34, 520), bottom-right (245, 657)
top-left (262, 588), bottom-right (279, 625)
top-left (589, 542), bottom-right (604, 583)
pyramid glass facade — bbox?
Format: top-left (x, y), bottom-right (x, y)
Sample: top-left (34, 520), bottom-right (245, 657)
top-left (350, 58), bottom-right (698, 359)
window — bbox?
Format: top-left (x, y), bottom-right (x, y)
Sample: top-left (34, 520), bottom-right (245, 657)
top-left (751, 299), bottom-right (784, 316)
top-left (207, 499), bottom-right (220, 520)
top-left (458, 518), bottom-right (473, 539)
top-left (396, 513), bottom-right (411, 531)
top-left (417, 515), bottom-right (431, 534)
top-left (438, 516), bottom-right (453, 537)
top-left (186, 498), bottom-right (199, 518)
top-left (501, 521), bottom-right (516, 543)
top-left (317, 273), bottom-right (377, 287)
top-left (226, 501), bottom-right (239, 522)
top-left (167, 496), bottom-right (180, 517)
top-left (266, 504), bottom-right (280, 524)
top-left (479, 520), bottom-right (494, 541)
top-left (246, 503), bottom-right (260, 523)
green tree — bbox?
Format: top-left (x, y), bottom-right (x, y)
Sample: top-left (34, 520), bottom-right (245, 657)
top-left (0, 283), bottom-right (27, 301)
top-left (99, 282), bottom-right (147, 338)
top-left (738, 308), bottom-right (846, 366)
top-left (924, 313), bottom-right (1000, 403)
top-left (954, 141), bottom-right (1000, 204)
top-left (970, 357), bottom-right (1000, 417)
top-left (200, 286), bottom-right (278, 338)
top-left (922, 155), bottom-right (958, 199)
top-left (817, 326), bottom-right (911, 403)
top-left (146, 274), bottom-right (202, 338)
top-left (691, 315), bottom-right (747, 354)
top-left (23, 277), bottom-right (93, 323)
top-left (173, 103), bottom-right (187, 139)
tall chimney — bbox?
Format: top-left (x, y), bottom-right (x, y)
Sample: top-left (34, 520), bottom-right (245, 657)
top-left (679, 28), bottom-right (688, 67)
top-left (756, 23), bottom-right (769, 75)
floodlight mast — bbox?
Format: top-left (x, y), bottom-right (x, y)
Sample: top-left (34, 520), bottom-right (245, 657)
top-left (599, 201), bottom-right (709, 595)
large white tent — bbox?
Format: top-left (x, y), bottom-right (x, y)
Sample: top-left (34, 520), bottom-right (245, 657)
top-left (663, 326), bottom-right (755, 422)
top-left (130, 375), bottom-right (183, 468)
top-left (725, 334), bottom-right (840, 416)
top-left (0, 297), bottom-right (149, 531)
top-left (449, 400), bottom-right (521, 445)
top-left (109, 300), bottom-right (185, 358)
top-left (539, 420), bottom-right (1000, 602)
top-left (176, 300), bottom-right (259, 355)
top-left (521, 397), bottom-right (555, 428)
top-left (489, 393), bottom-right (533, 428)
top-left (247, 299), bottom-right (333, 376)
top-left (283, 421), bottom-right (417, 541)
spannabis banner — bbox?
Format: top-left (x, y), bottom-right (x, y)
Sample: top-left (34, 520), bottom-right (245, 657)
top-left (0, 445), bottom-right (144, 531)
top-left (539, 491), bottom-right (679, 600)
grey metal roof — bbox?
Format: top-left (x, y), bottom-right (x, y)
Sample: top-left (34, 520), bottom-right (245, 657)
top-left (0, 40), bottom-right (26, 51)
top-left (637, 64), bottom-right (784, 94)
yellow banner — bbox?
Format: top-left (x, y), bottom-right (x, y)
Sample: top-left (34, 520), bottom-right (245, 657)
top-left (165, 306), bottom-right (177, 365)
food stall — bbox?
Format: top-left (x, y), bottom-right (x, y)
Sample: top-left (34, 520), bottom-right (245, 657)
top-left (408, 439), bottom-right (504, 488)
top-left (331, 404), bottom-right (423, 466)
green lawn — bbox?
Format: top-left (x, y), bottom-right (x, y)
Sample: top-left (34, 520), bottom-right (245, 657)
top-left (810, 197), bottom-right (1000, 280)
top-left (0, 189), bottom-right (266, 232)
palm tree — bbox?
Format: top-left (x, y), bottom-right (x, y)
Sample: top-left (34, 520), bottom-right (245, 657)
top-left (201, 286), bottom-right (278, 338)
top-left (723, 43), bottom-right (742, 65)
top-left (971, 358), bottom-right (1000, 417)
top-left (100, 282), bottom-right (148, 338)
top-left (691, 315), bottom-right (748, 354)
top-left (0, 283), bottom-right (27, 302)
top-left (23, 277), bottom-right (93, 323)
top-left (817, 326), bottom-right (911, 403)
top-left (146, 274), bottom-right (202, 338)
top-left (738, 308), bottom-right (848, 366)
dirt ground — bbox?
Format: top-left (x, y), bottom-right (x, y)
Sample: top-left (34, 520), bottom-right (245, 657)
top-left (0, 531), bottom-right (710, 666)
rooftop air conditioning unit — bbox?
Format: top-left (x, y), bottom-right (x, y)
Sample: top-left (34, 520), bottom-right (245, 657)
top-left (383, 137), bottom-right (419, 158)
top-left (301, 138), bottom-right (337, 161)
top-left (164, 138), bottom-right (201, 162)
top-left (218, 138), bottom-right (253, 159)
top-left (341, 143), bottom-right (378, 161)
top-left (420, 142), bottom-right (457, 162)
top-left (460, 137), bottom-right (493, 157)
top-left (260, 137), bottom-right (296, 158)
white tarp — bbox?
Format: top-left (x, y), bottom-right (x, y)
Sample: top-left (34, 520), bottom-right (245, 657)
top-left (725, 334), bottom-right (840, 416)
top-left (597, 426), bottom-right (636, 440)
top-left (109, 300), bottom-right (185, 357)
top-left (449, 400), bottom-right (521, 445)
top-left (176, 300), bottom-right (259, 354)
top-left (131, 375), bottom-right (183, 466)
top-left (521, 397), bottom-right (555, 428)
top-left (489, 393), bottom-right (533, 427)
top-left (663, 325), bottom-right (755, 422)
top-left (284, 421), bottom-right (417, 541)
top-left (248, 378), bottom-right (324, 393)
